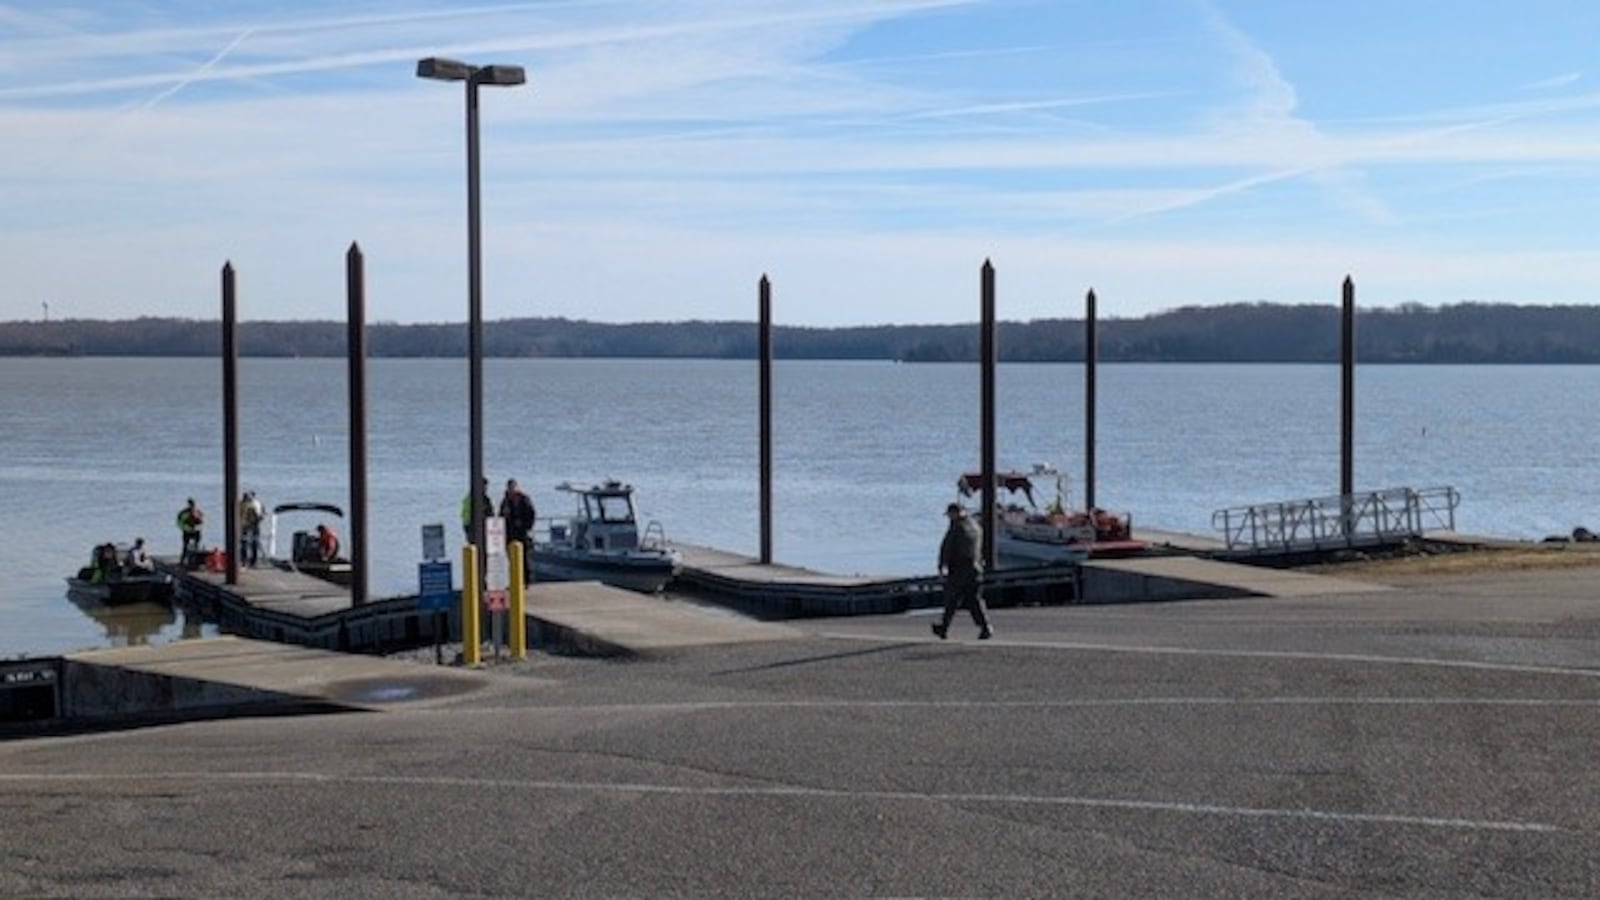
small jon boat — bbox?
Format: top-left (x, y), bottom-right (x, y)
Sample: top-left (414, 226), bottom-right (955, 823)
top-left (65, 544), bottom-right (172, 606)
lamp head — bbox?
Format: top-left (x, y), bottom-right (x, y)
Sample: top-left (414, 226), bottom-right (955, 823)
top-left (416, 57), bottom-right (474, 81)
top-left (474, 64), bottom-right (526, 87)
top-left (417, 57), bottom-right (526, 87)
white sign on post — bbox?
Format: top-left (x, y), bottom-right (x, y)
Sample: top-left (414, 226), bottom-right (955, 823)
top-left (484, 516), bottom-right (509, 612)
top-left (421, 523), bottom-right (446, 562)
top-left (485, 516), bottom-right (506, 558)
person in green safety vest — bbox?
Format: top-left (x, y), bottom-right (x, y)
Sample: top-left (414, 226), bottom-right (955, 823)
top-left (460, 478), bottom-right (491, 541)
top-left (176, 498), bottom-right (204, 566)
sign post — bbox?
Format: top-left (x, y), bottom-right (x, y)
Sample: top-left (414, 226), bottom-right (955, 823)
top-left (417, 524), bottom-right (452, 665)
top-left (484, 516), bottom-right (509, 657)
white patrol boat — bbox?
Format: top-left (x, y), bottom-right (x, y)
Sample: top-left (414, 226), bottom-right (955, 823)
top-left (531, 480), bottom-right (681, 593)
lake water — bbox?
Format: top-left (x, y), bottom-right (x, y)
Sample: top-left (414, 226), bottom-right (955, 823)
top-left (4, 357), bottom-right (1597, 657)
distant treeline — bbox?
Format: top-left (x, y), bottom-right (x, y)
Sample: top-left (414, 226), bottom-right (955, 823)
top-left (4, 302), bottom-right (1600, 363)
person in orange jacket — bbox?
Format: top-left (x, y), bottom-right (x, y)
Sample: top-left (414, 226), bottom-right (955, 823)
top-left (315, 523), bottom-right (341, 562)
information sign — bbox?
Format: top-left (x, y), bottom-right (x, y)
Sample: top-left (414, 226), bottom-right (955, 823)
top-left (484, 552), bottom-right (510, 611)
top-left (421, 523), bottom-right (446, 562)
top-left (485, 516), bottom-right (506, 557)
top-left (417, 561), bottom-right (454, 611)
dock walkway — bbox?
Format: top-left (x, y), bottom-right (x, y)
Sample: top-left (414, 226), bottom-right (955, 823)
top-left (157, 558), bottom-right (802, 658)
top-left (157, 559), bottom-right (445, 651)
top-left (674, 542), bottom-right (941, 615)
top-left (154, 536), bottom-right (1388, 657)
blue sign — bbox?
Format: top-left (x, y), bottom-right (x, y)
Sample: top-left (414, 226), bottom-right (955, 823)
top-left (417, 561), bottom-right (455, 611)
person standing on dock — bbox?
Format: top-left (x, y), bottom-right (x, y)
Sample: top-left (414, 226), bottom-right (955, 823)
top-left (176, 498), bottom-right (204, 566)
top-left (461, 478), bottom-right (492, 540)
top-left (933, 503), bottom-right (992, 640)
top-left (239, 491), bottom-right (264, 567)
top-left (500, 478), bottom-right (537, 551)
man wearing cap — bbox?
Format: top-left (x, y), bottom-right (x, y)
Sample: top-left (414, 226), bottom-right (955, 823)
top-left (239, 491), bottom-right (264, 567)
top-left (933, 502), bottom-right (992, 640)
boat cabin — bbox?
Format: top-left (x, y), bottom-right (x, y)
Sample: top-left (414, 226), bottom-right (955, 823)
top-left (551, 481), bottom-right (646, 552)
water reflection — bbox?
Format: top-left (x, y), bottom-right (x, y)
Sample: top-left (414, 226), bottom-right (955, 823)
top-left (64, 593), bottom-right (202, 646)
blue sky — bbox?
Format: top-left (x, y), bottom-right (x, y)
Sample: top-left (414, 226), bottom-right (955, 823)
top-left (3, 0), bottom-right (1599, 325)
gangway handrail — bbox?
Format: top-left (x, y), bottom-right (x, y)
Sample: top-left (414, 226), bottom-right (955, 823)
top-left (1211, 485), bottom-right (1458, 554)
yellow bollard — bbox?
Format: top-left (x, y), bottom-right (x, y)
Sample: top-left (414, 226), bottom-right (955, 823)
top-left (508, 541), bottom-right (527, 660)
top-left (461, 544), bottom-right (481, 666)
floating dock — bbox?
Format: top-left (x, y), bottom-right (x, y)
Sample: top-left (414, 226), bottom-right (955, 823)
top-left (151, 533), bottom-right (1394, 658)
top-left (673, 542), bottom-right (1081, 615)
top-left (157, 559), bottom-right (450, 652)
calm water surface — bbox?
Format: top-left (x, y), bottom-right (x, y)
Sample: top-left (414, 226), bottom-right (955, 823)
top-left (3, 357), bottom-right (1597, 657)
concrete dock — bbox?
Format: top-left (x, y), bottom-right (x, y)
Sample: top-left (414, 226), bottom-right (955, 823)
top-left (12, 561), bottom-right (1392, 732)
top-left (152, 536), bottom-right (1399, 659)
top-left (529, 580), bottom-right (801, 656)
top-left (160, 559), bottom-right (449, 651)
top-left (1082, 555), bottom-right (1389, 602)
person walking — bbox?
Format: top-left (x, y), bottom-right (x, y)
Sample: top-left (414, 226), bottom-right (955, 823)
top-left (239, 491), bottom-right (264, 567)
top-left (176, 498), bottom-right (204, 566)
top-left (499, 478), bottom-right (537, 550)
top-left (933, 503), bottom-right (992, 640)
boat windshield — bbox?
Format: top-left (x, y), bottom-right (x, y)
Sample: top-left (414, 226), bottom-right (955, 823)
top-left (587, 494), bottom-right (636, 524)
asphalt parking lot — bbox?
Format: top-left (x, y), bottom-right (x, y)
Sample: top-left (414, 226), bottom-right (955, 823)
top-left (3, 563), bottom-right (1598, 898)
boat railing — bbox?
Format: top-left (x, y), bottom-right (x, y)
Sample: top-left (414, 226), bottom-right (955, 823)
top-left (1210, 485), bottom-right (1459, 555)
top-left (640, 520), bottom-right (669, 551)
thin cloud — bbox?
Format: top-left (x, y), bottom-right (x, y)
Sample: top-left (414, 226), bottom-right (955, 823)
top-left (0, 0), bottom-right (977, 100)
top-left (1523, 71), bottom-right (1581, 91)
top-left (906, 92), bottom-right (1177, 120)
top-left (1167, 1), bottom-right (1392, 225)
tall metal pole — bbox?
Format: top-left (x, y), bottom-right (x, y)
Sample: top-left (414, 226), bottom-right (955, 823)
top-left (980, 260), bottom-right (998, 573)
top-left (222, 263), bottom-right (239, 585)
top-left (759, 275), bottom-right (773, 564)
top-left (1084, 288), bottom-right (1098, 513)
top-left (347, 243), bottom-right (369, 606)
top-left (1341, 275), bottom-right (1356, 503)
top-left (420, 58), bottom-right (525, 596)
top-left (466, 78), bottom-right (487, 566)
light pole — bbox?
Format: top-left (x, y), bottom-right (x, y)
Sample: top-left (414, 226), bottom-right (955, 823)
top-left (416, 56), bottom-right (526, 567)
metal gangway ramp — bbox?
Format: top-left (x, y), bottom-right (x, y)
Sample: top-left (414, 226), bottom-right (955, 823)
top-left (1211, 486), bottom-right (1459, 556)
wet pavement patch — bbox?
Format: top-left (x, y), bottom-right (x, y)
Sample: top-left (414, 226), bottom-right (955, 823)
top-left (323, 675), bottom-right (484, 706)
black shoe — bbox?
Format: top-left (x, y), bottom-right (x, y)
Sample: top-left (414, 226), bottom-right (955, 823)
top-left (931, 622), bottom-right (948, 640)
top-left (978, 627), bottom-right (994, 640)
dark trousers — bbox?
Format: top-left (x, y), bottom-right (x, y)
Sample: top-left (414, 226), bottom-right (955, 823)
top-left (181, 530), bottom-right (202, 565)
top-left (240, 526), bottom-right (260, 566)
top-left (940, 571), bottom-right (989, 630)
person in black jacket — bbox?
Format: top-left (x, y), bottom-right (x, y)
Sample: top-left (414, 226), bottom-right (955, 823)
top-left (933, 503), bottom-right (992, 640)
top-left (499, 478), bottom-right (537, 551)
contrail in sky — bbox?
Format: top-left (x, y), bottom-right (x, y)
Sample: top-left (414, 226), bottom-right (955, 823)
top-left (136, 26), bottom-right (257, 112)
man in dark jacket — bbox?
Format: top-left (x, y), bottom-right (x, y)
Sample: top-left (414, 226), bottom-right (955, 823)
top-left (499, 478), bottom-right (537, 550)
top-left (933, 503), bottom-right (992, 640)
